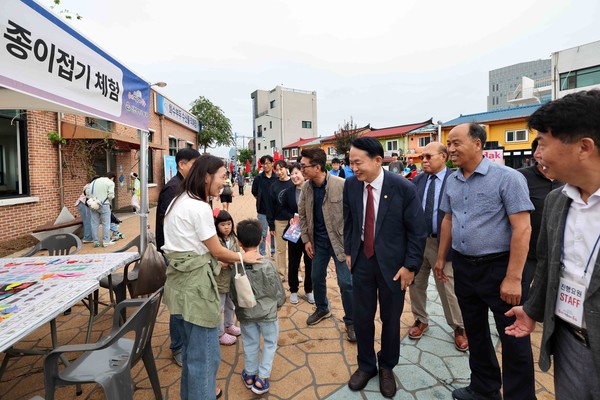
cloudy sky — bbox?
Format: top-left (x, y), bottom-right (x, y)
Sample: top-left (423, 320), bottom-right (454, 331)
top-left (54, 0), bottom-right (599, 157)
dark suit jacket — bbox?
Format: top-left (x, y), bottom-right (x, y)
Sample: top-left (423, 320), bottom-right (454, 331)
top-left (412, 167), bottom-right (453, 260)
top-left (343, 170), bottom-right (427, 293)
top-left (155, 172), bottom-right (183, 252)
top-left (279, 185), bottom-right (299, 221)
top-left (523, 188), bottom-right (600, 372)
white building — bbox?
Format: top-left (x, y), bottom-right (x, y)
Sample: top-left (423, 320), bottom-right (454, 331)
top-left (552, 40), bottom-right (600, 99)
top-left (251, 86), bottom-right (318, 162)
top-left (489, 59), bottom-right (552, 110)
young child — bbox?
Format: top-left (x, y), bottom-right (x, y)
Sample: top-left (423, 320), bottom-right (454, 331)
top-left (109, 212), bottom-right (125, 241)
top-left (230, 219), bottom-right (285, 395)
top-left (214, 210), bottom-right (242, 345)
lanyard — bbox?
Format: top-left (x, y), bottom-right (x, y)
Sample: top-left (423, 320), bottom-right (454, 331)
top-left (585, 234), bottom-right (600, 275)
top-left (561, 220), bottom-right (600, 277)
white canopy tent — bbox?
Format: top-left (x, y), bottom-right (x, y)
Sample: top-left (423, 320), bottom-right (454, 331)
top-left (0, 0), bottom-right (151, 252)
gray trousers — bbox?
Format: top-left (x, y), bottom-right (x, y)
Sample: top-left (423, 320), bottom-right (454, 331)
top-left (409, 237), bottom-right (463, 329)
top-left (554, 321), bottom-right (600, 400)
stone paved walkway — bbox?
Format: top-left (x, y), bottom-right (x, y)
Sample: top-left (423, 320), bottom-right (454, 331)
top-left (0, 185), bottom-right (555, 399)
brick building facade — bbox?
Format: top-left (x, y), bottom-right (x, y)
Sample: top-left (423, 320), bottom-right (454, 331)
top-left (0, 90), bottom-right (198, 242)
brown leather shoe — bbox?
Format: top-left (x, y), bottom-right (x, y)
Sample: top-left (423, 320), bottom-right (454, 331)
top-left (408, 320), bottom-right (429, 339)
top-left (454, 327), bottom-right (469, 352)
top-left (348, 369), bottom-right (377, 391)
top-left (379, 368), bottom-right (397, 398)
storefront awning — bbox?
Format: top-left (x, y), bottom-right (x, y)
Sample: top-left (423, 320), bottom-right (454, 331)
top-left (61, 121), bottom-right (166, 150)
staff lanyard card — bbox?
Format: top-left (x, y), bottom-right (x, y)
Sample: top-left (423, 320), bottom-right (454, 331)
top-left (555, 274), bottom-right (586, 328)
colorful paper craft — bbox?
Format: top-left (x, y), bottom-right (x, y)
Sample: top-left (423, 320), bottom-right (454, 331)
top-left (0, 281), bottom-right (36, 301)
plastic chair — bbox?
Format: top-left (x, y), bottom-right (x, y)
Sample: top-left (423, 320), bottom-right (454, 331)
top-left (44, 289), bottom-right (164, 400)
top-left (99, 235), bottom-right (141, 305)
top-left (23, 233), bottom-right (82, 256)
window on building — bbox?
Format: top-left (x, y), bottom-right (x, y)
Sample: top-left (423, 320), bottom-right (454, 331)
top-left (560, 66), bottom-right (600, 90)
top-left (284, 149), bottom-right (289, 158)
top-left (258, 143), bottom-right (261, 150)
top-left (386, 140), bottom-right (398, 151)
top-left (270, 140), bottom-right (276, 148)
top-left (270, 100), bottom-right (275, 109)
top-left (147, 148), bottom-right (154, 183)
top-left (418, 136), bottom-right (431, 147)
top-left (0, 111), bottom-right (29, 197)
top-left (292, 148), bottom-right (298, 157)
top-left (505, 129), bottom-right (528, 143)
top-left (257, 125), bottom-right (263, 138)
top-left (327, 147), bottom-right (336, 155)
top-left (302, 121), bottom-right (312, 129)
top-left (169, 137), bottom-right (178, 156)
top-left (186, 142), bottom-right (193, 148)
top-left (85, 117), bottom-right (113, 132)
top-left (269, 121), bottom-right (272, 129)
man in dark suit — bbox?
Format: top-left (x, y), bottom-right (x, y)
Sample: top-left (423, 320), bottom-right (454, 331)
top-left (409, 142), bottom-right (467, 351)
top-left (506, 90), bottom-right (600, 398)
top-left (343, 137), bottom-right (426, 398)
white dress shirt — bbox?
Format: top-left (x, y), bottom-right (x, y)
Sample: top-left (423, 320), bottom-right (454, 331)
top-left (561, 184), bottom-right (600, 288)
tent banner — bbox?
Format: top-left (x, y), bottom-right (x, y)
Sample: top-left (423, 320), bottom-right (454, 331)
top-left (0, 0), bottom-right (150, 130)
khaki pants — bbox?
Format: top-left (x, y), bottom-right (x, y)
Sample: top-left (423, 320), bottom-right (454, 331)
top-left (274, 220), bottom-right (288, 279)
top-left (409, 236), bottom-right (463, 329)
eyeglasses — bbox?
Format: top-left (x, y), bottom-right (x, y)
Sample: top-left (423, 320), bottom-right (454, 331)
top-left (300, 164), bottom-right (316, 170)
top-left (419, 153), bottom-right (443, 161)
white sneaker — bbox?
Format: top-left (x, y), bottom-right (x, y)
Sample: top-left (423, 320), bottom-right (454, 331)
top-left (290, 293), bottom-right (298, 304)
top-left (298, 274), bottom-right (303, 282)
top-left (306, 292), bottom-right (315, 304)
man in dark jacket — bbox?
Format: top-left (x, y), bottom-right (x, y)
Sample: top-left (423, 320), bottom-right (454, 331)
top-left (506, 90), bottom-right (600, 399)
top-left (155, 147), bottom-right (200, 367)
top-left (252, 155), bottom-right (277, 257)
top-left (517, 138), bottom-right (563, 285)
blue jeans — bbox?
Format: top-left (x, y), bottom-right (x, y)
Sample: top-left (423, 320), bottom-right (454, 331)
top-left (90, 203), bottom-right (111, 244)
top-left (170, 314), bottom-right (184, 353)
top-left (312, 239), bottom-right (353, 324)
top-left (179, 317), bottom-right (220, 400)
top-left (240, 320), bottom-right (279, 378)
top-left (76, 202), bottom-right (93, 241)
top-left (257, 213), bottom-right (275, 257)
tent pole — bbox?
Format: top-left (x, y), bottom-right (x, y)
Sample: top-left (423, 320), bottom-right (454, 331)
top-left (139, 130), bottom-right (149, 255)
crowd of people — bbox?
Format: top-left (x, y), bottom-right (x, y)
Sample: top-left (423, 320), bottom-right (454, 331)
top-left (137, 89), bottom-right (600, 400)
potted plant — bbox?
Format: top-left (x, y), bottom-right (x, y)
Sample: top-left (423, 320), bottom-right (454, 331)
top-left (47, 131), bottom-right (67, 146)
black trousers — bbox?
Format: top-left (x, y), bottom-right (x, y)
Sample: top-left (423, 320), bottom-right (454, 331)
top-left (453, 252), bottom-right (535, 400)
top-left (287, 239), bottom-right (312, 294)
top-left (353, 249), bottom-right (405, 372)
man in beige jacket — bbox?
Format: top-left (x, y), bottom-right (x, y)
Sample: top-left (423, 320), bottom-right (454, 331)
top-left (298, 148), bottom-right (355, 342)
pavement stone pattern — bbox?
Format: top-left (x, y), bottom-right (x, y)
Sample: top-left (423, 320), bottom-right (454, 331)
top-left (0, 185), bottom-right (554, 399)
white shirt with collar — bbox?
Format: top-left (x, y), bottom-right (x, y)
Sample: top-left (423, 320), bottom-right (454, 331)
top-left (561, 183), bottom-right (600, 289)
top-left (361, 168), bottom-right (384, 240)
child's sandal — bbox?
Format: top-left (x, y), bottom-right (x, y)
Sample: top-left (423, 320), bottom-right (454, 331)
top-left (241, 370), bottom-right (256, 389)
top-left (251, 377), bottom-right (270, 395)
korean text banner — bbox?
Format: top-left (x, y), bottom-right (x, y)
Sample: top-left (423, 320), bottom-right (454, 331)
top-left (0, 0), bottom-right (150, 131)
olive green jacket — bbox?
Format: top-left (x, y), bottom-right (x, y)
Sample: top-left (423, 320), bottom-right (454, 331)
top-left (216, 237), bottom-right (240, 294)
top-left (163, 251), bottom-right (221, 328)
